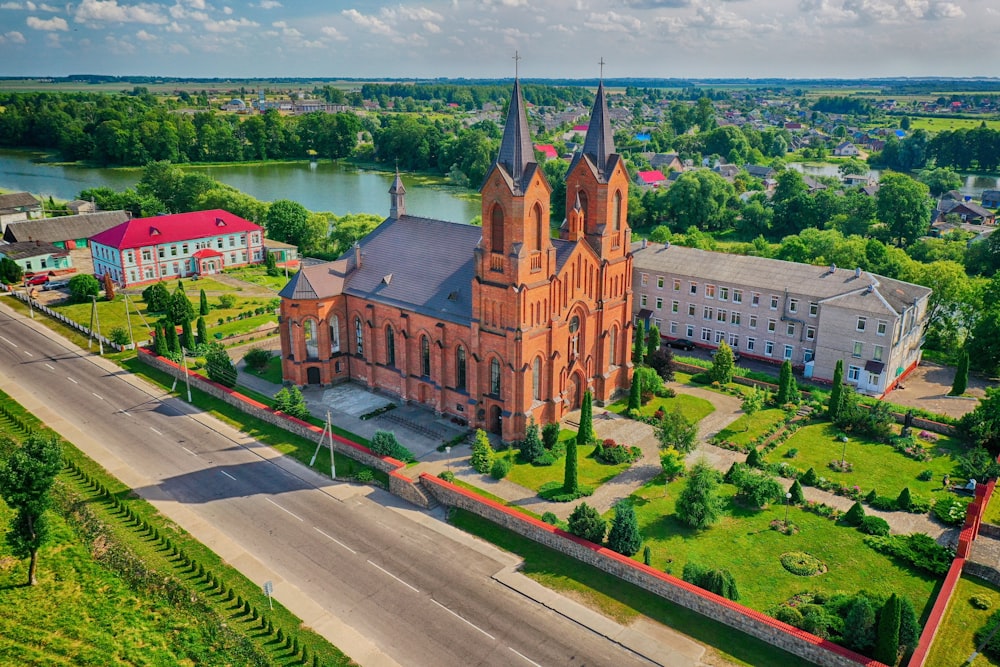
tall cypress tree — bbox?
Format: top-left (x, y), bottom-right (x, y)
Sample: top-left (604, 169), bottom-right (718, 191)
top-left (153, 322), bottom-right (168, 357)
top-left (777, 360), bottom-right (793, 404)
top-left (607, 501), bottom-right (643, 556)
top-left (181, 318), bottom-right (195, 351)
top-left (875, 593), bottom-right (902, 665)
top-left (565, 391), bottom-right (593, 494)
top-left (627, 372), bottom-right (642, 413)
top-left (829, 359), bottom-right (845, 420)
top-left (634, 320), bottom-right (646, 365)
top-left (951, 350), bottom-right (969, 396)
top-left (646, 323), bottom-right (660, 360)
top-left (196, 316), bottom-right (208, 346)
top-left (199, 288), bottom-right (209, 316)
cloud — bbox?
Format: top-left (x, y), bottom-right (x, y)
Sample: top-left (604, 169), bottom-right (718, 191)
top-left (168, 42), bottom-right (188, 53)
top-left (259, 0), bottom-right (281, 8)
top-left (620, 0), bottom-right (690, 7)
top-left (75, 0), bottom-right (168, 25)
top-left (583, 11), bottom-right (641, 32)
top-left (423, 21), bottom-right (440, 33)
top-left (222, 6), bottom-right (232, 14)
top-left (136, 28), bottom-right (155, 40)
top-left (0, 2), bottom-right (22, 8)
top-left (26, 14), bottom-right (67, 29)
top-left (321, 25), bottom-right (346, 40)
top-left (927, 2), bottom-right (963, 19)
top-left (203, 16), bottom-right (257, 32)
top-left (0, 30), bottom-right (26, 42)
top-left (342, 8), bottom-right (394, 35)
top-left (6, 2), bottom-right (61, 10)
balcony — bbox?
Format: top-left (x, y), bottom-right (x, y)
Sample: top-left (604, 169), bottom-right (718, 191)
top-left (530, 252), bottom-right (542, 272)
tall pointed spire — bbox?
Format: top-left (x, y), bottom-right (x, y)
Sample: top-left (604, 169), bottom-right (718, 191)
top-left (389, 167), bottom-right (405, 218)
top-left (495, 52), bottom-right (535, 194)
top-left (580, 61), bottom-right (615, 179)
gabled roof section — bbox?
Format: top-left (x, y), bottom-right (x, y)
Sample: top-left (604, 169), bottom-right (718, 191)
top-left (3, 210), bottom-right (129, 244)
top-left (89, 210), bottom-right (262, 250)
top-left (389, 171), bottom-right (405, 194)
top-left (278, 259), bottom-right (352, 300)
top-left (495, 78), bottom-right (536, 195)
top-left (570, 81), bottom-right (616, 181)
top-left (0, 192), bottom-right (40, 211)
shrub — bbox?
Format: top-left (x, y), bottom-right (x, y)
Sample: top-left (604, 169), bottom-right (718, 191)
top-left (917, 469), bottom-right (934, 482)
top-left (567, 502), bottom-right (607, 544)
top-left (859, 516), bottom-right (891, 536)
top-left (369, 430), bottom-right (414, 462)
top-left (933, 495), bottom-right (971, 525)
top-left (607, 500), bottom-right (643, 557)
top-left (896, 487), bottom-right (913, 512)
top-left (745, 446), bottom-right (762, 468)
top-left (532, 451), bottom-right (557, 466)
top-left (683, 563), bottom-right (739, 601)
top-left (660, 447), bottom-right (686, 481)
top-left (273, 386), bottom-right (310, 420)
top-left (864, 533), bottom-right (953, 576)
top-left (490, 458), bottom-right (511, 480)
top-left (844, 501), bottom-right (866, 526)
top-left (866, 488), bottom-right (878, 503)
top-left (780, 551), bottom-right (826, 576)
top-left (843, 596), bottom-right (877, 653)
top-left (773, 605), bottom-right (805, 628)
top-left (108, 326), bottom-right (130, 346)
top-left (976, 610), bottom-right (1000, 660)
top-left (870, 495), bottom-right (897, 512)
top-left (789, 479), bottom-right (805, 504)
top-left (244, 346), bottom-right (273, 371)
top-left (542, 422), bottom-right (560, 451)
top-left (218, 294), bottom-right (237, 309)
top-left (785, 448), bottom-right (798, 459)
top-left (595, 439), bottom-right (642, 465)
top-left (68, 274), bottom-right (100, 303)
top-left (470, 429), bottom-right (494, 474)
top-left (204, 342), bottom-right (237, 387)
top-left (675, 462), bottom-right (724, 529)
top-left (355, 469), bottom-right (374, 483)
top-left (437, 471), bottom-right (455, 483)
top-left (972, 594), bottom-right (994, 610)
top-left (519, 418), bottom-right (544, 463)
top-left (541, 512), bottom-right (559, 526)
top-left (800, 467), bottom-right (818, 486)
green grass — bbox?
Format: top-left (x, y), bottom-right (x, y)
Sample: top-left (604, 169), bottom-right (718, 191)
top-left (909, 116), bottom-right (1000, 134)
top-left (714, 408), bottom-right (789, 447)
top-left (769, 422), bottom-right (962, 499)
top-left (224, 265), bottom-right (289, 292)
top-left (450, 509), bottom-right (812, 667)
top-left (629, 476), bottom-right (940, 616)
top-left (983, 489), bottom-right (1000, 526)
top-left (607, 392), bottom-right (716, 422)
top-left (244, 354), bottom-right (284, 385)
top-left (505, 430), bottom-right (632, 492)
top-left (925, 575), bottom-right (1000, 667)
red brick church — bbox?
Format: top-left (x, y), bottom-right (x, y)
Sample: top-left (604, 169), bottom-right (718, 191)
top-left (278, 77), bottom-right (634, 441)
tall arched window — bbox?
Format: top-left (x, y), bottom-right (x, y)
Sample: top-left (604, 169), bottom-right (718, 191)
top-left (304, 319), bottom-right (318, 360)
top-left (491, 204), bottom-right (504, 252)
top-left (577, 190), bottom-right (588, 228)
top-left (569, 315), bottom-right (580, 359)
top-left (532, 357), bottom-right (542, 401)
top-left (613, 190), bottom-right (622, 231)
top-left (288, 319), bottom-right (296, 359)
top-left (421, 335), bottom-right (431, 377)
top-left (354, 316), bottom-right (364, 357)
top-left (456, 346), bottom-right (467, 391)
top-left (490, 358), bottom-right (501, 396)
top-left (329, 316), bottom-right (340, 354)
top-left (385, 325), bottom-right (395, 367)
top-left (608, 325), bottom-right (618, 367)
top-left (532, 202), bottom-right (543, 251)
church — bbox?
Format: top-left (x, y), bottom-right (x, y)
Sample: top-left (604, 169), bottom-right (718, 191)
top-left (278, 76), bottom-right (634, 442)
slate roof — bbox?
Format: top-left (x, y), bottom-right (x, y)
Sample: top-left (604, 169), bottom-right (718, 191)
top-left (0, 192), bottom-right (40, 212)
top-left (0, 240), bottom-right (67, 260)
top-left (495, 78), bottom-right (535, 195)
top-left (632, 242), bottom-right (930, 317)
top-left (90, 209), bottom-right (261, 250)
top-left (3, 210), bottom-right (130, 244)
top-left (570, 81), bottom-right (616, 182)
top-left (281, 215), bottom-right (576, 326)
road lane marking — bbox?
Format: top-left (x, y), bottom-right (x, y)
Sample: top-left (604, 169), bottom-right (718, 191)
top-left (366, 560), bottom-right (419, 593)
top-left (313, 527), bottom-right (356, 554)
top-left (265, 497), bottom-right (304, 522)
top-left (508, 648), bottom-right (542, 666)
top-left (430, 599), bottom-right (495, 640)
top-left (0, 335), bottom-right (16, 347)
top-left (44, 363), bottom-right (54, 370)
top-left (220, 470), bottom-right (237, 481)
top-left (23, 350), bottom-right (32, 357)
top-left (91, 392), bottom-right (103, 400)
top-left (150, 427), bottom-right (163, 436)
top-left (181, 446), bottom-right (196, 456)
top-left (67, 377), bottom-right (78, 384)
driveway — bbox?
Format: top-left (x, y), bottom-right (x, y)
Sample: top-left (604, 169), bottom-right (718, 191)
top-left (882, 362), bottom-right (991, 419)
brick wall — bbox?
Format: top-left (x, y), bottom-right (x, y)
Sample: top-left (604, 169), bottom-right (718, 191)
top-left (420, 473), bottom-right (881, 667)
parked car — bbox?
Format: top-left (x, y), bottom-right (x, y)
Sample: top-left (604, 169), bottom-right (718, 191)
top-left (25, 274), bottom-right (49, 286)
top-left (666, 338), bottom-right (696, 351)
top-left (42, 280), bottom-right (69, 291)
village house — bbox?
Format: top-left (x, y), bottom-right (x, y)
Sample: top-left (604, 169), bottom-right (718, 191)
top-left (632, 243), bottom-right (931, 397)
top-left (4, 210), bottom-right (130, 249)
top-left (0, 240), bottom-right (72, 277)
top-left (0, 192), bottom-right (42, 233)
top-left (982, 190), bottom-right (1000, 209)
top-left (89, 209), bottom-right (265, 287)
top-left (833, 141), bottom-right (860, 156)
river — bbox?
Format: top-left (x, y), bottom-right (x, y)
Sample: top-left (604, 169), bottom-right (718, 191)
top-left (0, 149), bottom-right (481, 223)
top-left (788, 162), bottom-right (1000, 198)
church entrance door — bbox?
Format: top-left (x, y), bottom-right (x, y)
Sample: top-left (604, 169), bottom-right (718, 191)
top-left (306, 367), bottom-right (321, 385)
top-left (489, 405), bottom-right (502, 435)
top-left (566, 372), bottom-right (583, 411)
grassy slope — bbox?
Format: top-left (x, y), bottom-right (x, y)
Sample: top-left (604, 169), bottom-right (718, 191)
top-left (925, 575), bottom-right (1000, 667)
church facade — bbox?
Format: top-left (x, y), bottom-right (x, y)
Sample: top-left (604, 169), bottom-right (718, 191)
top-left (278, 79), bottom-right (633, 442)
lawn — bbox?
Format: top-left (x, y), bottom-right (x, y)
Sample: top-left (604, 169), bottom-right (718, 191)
top-left (607, 391), bottom-right (716, 423)
top-left (925, 575), bottom-right (1000, 667)
top-left (244, 353), bottom-right (284, 385)
top-left (628, 476), bottom-right (940, 616)
top-left (714, 408), bottom-right (790, 448)
top-left (769, 422), bottom-right (962, 500)
top-left (224, 265), bottom-right (289, 292)
top-left (984, 489), bottom-right (1000, 526)
top-left (909, 116), bottom-right (1000, 135)
top-left (505, 430), bottom-right (633, 492)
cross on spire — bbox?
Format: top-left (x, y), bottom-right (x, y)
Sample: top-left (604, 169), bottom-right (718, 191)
top-left (513, 50), bottom-right (521, 79)
top-left (599, 57), bottom-right (606, 81)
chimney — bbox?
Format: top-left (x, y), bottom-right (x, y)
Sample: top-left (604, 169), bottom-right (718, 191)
top-left (641, 238), bottom-right (648, 249)
top-left (354, 242), bottom-right (362, 268)
top-left (855, 267), bottom-right (862, 278)
top-left (829, 263), bottom-right (837, 274)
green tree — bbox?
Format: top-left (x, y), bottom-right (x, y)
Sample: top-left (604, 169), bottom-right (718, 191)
top-left (168, 284), bottom-right (195, 325)
top-left (919, 167), bottom-right (963, 196)
top-left (655, 408), bottom-right (698, 454)
top-left (328, 213), bottom-right (383, 257)
top-left (470, 429), bottom-right (494, 474)
top-left (204, 342), bottom-right (237, 387)
top-left (896, 487), bottom-right (912, 511)
top-left (273, 386), bottom-right (309, 419)
top-left (646, 323), bottom-right (660, 360)
top-left (565, 392), bottom-right (591, 494)
top-left (102, 272), bottom-right (115, 301)
top-left (775, 360), bottom-right (798, 405)
top-left (0, 433), bottom-right (62, 585)
top-left (958, 388), bottom-right (1000, 454)
top-left (161, 319), bottom-right (180, 355)
top-left (153, 322), bottom-right (168, 357)
top-left (660, 447), bottom-right (686, 481)
top-left (829, 360), bottom-right (845, 420)
top-left (876, 172), bottom-right (932, 247)
top-left (675, 461), bottom-right (723, 529)
top-left (709, 341), bottom-right (735, 385)
top-left (741, 387), bottom-right (765, 431)
top-left (577, 390), bottom-right (594, 446)
top-left (196, 316), bottom-right (208, 346)
top-left (68, 274), bottom-right (100, 303)
top-left (844, 596), bottom-right (877, 653)
top-left (633, 320), bottom-right (646, 365)
top-left (567, 502), bottom-right (607, 544)
top-left (663, 170), bottom-right (736, 231)
top-left (180, 318), bottom-right (195, 351)
top-left (0, 257), bottom-right (24, 284)
top-left (199, 288), bottom-right (209, 316)
top-left (950, 349), bottom-right (969, 396)
top-left (519, 418), bottom-right (544, 463)
top-left (627, 372), bottom-right (642, 413)
top-left (789, 479), bottom-right (805, 504)
top-left (607, 501), bottom-right (642, 557)
top-left (265, 199), bottom-right (310, 248)
top-left (142, 282), bottom-right (171, 313)
top-left (542, 422), bottom-right (560, 451)
top-left (845, 501), bottom-right (866, 525)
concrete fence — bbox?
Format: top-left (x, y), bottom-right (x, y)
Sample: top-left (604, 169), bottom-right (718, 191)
top-left (10, 290), bottom-right (131, 351)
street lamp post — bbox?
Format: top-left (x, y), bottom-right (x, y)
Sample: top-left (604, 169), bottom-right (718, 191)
top-left (784, 491), bottom-right (792, 526)
top-left (445, 446), bottom-right (452, 474)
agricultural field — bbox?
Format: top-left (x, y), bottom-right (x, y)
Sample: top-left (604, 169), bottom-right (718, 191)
top-left (906, 116), bottom-right (1000, 134)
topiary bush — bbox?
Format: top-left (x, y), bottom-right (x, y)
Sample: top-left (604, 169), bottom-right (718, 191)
top-left (933, 495), bottom-right (971, 526)
top-left (369, 430), bottom-right (414, 462)
top-left (859, 515), bottom-right (891, 536)
top-left (437, 471), bottom-right (455, 482)
top-left (800, 467), bottom-right (818, 486)
top-left (490, 458), bottom-right (511, 480)
top-left (780, 551), bottom-right (827, 576)
top-left (844, 501), bottom-right (866, 526)
top-left (567, 502), bottom-right (606, 543)
top-left (772, 605), bottom-right (805, 628)
top-left (972, 594), bottom-right (994, 610)
top-left (541, 512), bottom-right (559, 526)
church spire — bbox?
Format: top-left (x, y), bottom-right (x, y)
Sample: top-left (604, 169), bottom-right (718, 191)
top-left (495, 52), bottom-right (535, 194)
top-left (576, 58), bottom-right (616, 180)
top-left (389, 167), bottom-right (406, 218)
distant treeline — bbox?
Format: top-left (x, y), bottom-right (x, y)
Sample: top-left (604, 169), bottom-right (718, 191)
top-left (811, 96), bottom-right (874, 115)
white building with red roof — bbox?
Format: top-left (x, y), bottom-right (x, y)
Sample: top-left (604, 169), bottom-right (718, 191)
top-left (89, 209), bottom-right (265, 287)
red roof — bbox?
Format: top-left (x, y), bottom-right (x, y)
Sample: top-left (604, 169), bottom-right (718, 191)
top-left (192, 248), bottom-right (224, 259)
top-left (534, 143), bottom-right (558, 159)
top-left (90, 210), bottom-right (262, 250)
top-left (572, 124), bottom-right (589, 132)
top-left (637, 170), bottom-right (667, 184)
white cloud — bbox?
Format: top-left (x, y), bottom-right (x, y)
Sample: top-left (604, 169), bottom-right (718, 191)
top-left (583, 11), bottom-right (641, 33)
top-left (321, 25), bottom-right (346, 40)
top-left (271, 19), bottom-right (286, 27)
top-left (927, 2), bottom-right (963, 19)
top-left (0, 30), bottom-right (26, 43)
top-left (222, 6), bottom-right (232, 15)
top-left (423, 21), bottom-right (440, 33)
top-left (44, 31), bottom-right (60, 45)
top-left (396, 6), bottom-right (443, 22)
top-left (203, 16), bottom-right (257, 32)
top-left (75, 0), bottom-right (168, 25)
top-left (259, 0), bottom-right (281, 8)
top-left (0, 2), bottom-right (23, 9)
top-left (301, 39), bottom-right (323, 48)
top-left (164, 20), bottom-right (182, 32)
top-left (168, 42), bottom-right (188, 53)
top-left (26, 14), bottom-right (67, 30)
top-left (136, 28), bottom-right (155, 40)
top-left (342, 8), bottom-right (394, 35)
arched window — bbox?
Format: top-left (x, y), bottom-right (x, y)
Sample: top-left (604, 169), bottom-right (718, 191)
top-left (385, 325), bottom-right (396, 367)
top-left (456, 346), bottom-right (467, 391)
top-left (532, 357), bottom-right (542, 401)
top-left (569, 315), bottom-right (581, 359)
top-left (354, 316), bottom-right (364, 357)
top-left (329, 316), bottom-right (340, 354)
top-left (577, 190), bottom-right (588, 228)
top-left (304, 319), bottom-right (318, 360)
top-left (491, 204), bottom-right (504, 252)
top-left (421, 335), bottom-right (431, 377)
top-left (490, 358), bottom-right (501, 396)
top-left (532, 202), bottom-right (543, 251)
top-left (613, 190), bottom-right (622, 231)
top-left (608, 325), bottom-right (618, 367)
top-left (288, 319), bottom-right (296, 359)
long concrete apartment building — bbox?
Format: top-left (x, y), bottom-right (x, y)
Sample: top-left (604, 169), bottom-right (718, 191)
top-left (632, 242), bottom-right (931, 396)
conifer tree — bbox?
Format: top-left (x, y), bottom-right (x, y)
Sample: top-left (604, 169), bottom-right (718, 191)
top-left (789, 479), bottom-right (805, 504)
top-left (627, 372), bottom-right (642, 413)
top-left (199, 288), bottom-right (209, 316)
top-left (470, 429), bottom-right (494, 474)
top-left (777, 360), bottom-right (795, 404)
top-left (153, 322), bottom-right (168, 357)
top-left (829, 360), bottom-right (845, 420)
top-left (196, 316), bottom-right (208, 346)
top-left (634, 320), bottom-right (646, 365)
top-left (951, 350), bottom-right (969, 396)
top-left (875, 593), bottom-right (902, 665)
top-left (181, 318), bottom-right (195, 351)
top-left (519, 418), bottom-right (544, 463)
top-left (607, 500), bottom-right (642, 556)
top-left (646, 323), bottom-right (660, 360)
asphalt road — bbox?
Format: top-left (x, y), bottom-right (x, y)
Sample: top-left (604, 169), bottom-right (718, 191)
top-left (0, 304), bottom-right (661, 667)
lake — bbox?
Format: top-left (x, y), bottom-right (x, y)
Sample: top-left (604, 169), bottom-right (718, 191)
top-left (788, 162), bottom-right (1000, 198)
top-left (0, 149), bottom-right (481, 224)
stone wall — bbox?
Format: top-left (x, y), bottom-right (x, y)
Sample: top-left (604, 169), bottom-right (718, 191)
top-left (420, 474), bottom-right (880, 667)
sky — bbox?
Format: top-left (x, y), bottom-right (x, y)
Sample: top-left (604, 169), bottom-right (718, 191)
top-left (0, 0), bottom-right (998, 80)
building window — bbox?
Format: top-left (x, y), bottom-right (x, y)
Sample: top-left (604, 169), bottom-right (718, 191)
top-left (731, 311), bottom-right (741, 326)
top-left (703, 306), bottom-right (713, 320)
top-left (355, 317), bottom-right (364, 357)
top-left (767, 319), bottom-right (776, 333)
top-left (751, 292), bottom-right (760, 307)
top-left (491, 205), bottom-right (504, 252)
top-left (853, 341), bottom-right (863, 358)
top-left (728, 333), bottom-right (739, 348)
top-left (158, 247), bottom-right (165, 259)
top-left (706, 284), bottom-right (716, 299)
top-left (857, 317), bottom-right (867, 332)
top-left (701, 328), bottom-right (712, 342)
top-left (786, 322), bottom-right (795, 337)
top-left (655, 297), bottom-right (663, 310)
top-left (490, 358), bottom-right (501, 395)
top-left (749, 314), bottom-right (758, 329)
top-left (613, 190), bottom-right (622, 231)
top-left (848, 365), bottom-right (861, 382)
top-left (641, 273), bottom-right (649, 287)
top-left (690, 282), bottom-right (698, 295)
top-left (809, 302), bottom-right (818, 317)
top-left (733, 289), bottom-right (742, 304)
top-left (304, 320), bottom-right (318, 360)
top-left (789, 298), bottom-right (798, 314)
top-left (641, 295), bottom-right (648, 307)
top-left (533, 357), bottom-right (542, 401)
top-left (714, 330), bottom-right (724, 344)
top-left (874, 345), bottom-right (884, 362)
top-left (330, 316), bottom-right (340, 353)
top-left (686, 324), bottom-right (695, 338)
top-left (569, 315), bottom-right (580, 358)
top-left (456, 346), bottom-right (467, 391)
top-left (806, 326), bottom-right (815, 341)
top-left (669, 321), bottom-right (678, 335)
top-left (770, 295), bottom-right (779, 310)
top-left (746, 337), bottom-right (756, 352)
top-left (657, 276), bottom-right (664, 289)
top-left (717, 309), bottom-right (727, 323)
top-left (182, 244), bottom-right (189, 255)
top-left (804, 349), bottom-right (814, 362)
top-left (671, 300), bottom-right (679, 313)
top-left (170, 245), bottom-right (178, 257)
top-left (764, 341), bottom-right (774, 357)
top-left (673, 279), bottom-right (681, 291)
top-left (688, 304), bottom-right (696, 317)
top-left (216, 237), bottom-right (224, 249)
top-left (783, 345), bottom-right (794, 360)
top-left (421, 335), bottom-right (431, 377)
top-left (719, 287), bottom-right (729, 301)
top-left (877, 320), bottom-right (887, 336)
top-left (126, 251), bottom-right (134, 264)
top-left (609, 326), bottom-right (618, 366)
top-left (386, 326), bottom-right (396, 366)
